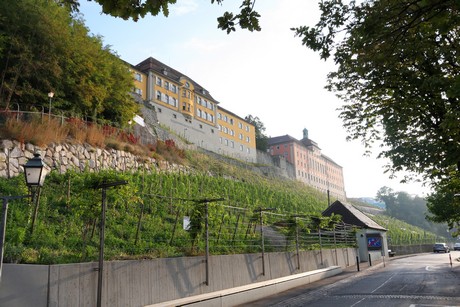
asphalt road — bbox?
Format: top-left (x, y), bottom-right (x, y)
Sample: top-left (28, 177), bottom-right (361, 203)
top-left (244, 251), bottom-right (460, 307)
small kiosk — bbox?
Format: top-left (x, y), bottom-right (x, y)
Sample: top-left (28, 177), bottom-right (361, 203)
top-left (323, 200), bottom-right (389, 262)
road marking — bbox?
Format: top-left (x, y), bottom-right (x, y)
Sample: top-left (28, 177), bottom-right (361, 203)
top-left (350, 298), bottom-right (365, 307)
top-left (371, 273), bottom-right (397, 293)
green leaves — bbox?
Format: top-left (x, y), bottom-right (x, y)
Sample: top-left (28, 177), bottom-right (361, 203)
top-left (0, 0), bottom-right (138, 126)
top-left (217, 1), bottom-right (261, 34)
top-left (299, 0), bottom-right (460, 184)
top-left (90, 0), bottom-right (177, 21)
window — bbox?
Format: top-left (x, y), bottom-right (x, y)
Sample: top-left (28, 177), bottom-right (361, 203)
top-left (164, 81), bottom-right (169, 90)
top-left (171, 84), bottom-right (177, 93)
top-left (173, 114), bottom-right (177, 118)
top-left (229, 118), bottom-right (234, 125)
top-left (246, 148), bottom-right (250, 154)
top-left (156, 91), bottom-right (161, 100)
top-left (134, 73), bottom-right (142, 82)
top-left (246, 136), bottom-right (250, 143)
top-left (211, 129), bottom-right (214, 133)
top-left (245, 125), bottom-right (250, 132)
top-left (240, 145), bottom-right (243, 151)
top-left (158, 108), bottom-right (162, 113)
top-left (230, 141), bottom-right (234, 148)
top-left (171, 97), bottom-right (177, 107)
top-left (239, 133), bottom-right (243, 140)
top-left (134, 88), bottom-right (142, 95)
top-left (218, 113), bottom-right (222, 119)
top-left (238, 122), bottom-right (243, 129)
top-left (225, 139), bottom-right (228, 146)
top-left (199, 124), bottom-right (203, 129)
top-left (197, 109), bottom-right (202, 117)
top-left (156, 77), bottom-right (162, 86)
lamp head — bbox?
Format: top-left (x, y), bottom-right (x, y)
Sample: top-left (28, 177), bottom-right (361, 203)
top-left (23, 153), bottom-right (48, 187)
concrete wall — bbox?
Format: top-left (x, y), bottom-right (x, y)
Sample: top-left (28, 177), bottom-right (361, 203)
top-left (0, 248), bottom-right (357, 307)
top-left (389, 244), bottom-right (433, 255)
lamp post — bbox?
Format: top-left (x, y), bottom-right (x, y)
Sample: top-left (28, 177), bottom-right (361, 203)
top-left (48, 91), bottom-right (54, 120)
top-left (0, 153), bottom-right (47, 282)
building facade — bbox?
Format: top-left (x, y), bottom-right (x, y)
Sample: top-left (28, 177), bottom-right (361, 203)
top-left (267, 129), bottom-right (346, 200)
top-left (217, 106), bottom-right (256, 161)
top-left (130, 57), bottom-right (257, 162)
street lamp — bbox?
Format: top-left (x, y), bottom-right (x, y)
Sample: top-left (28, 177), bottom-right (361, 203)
top-left (0, 153), bottom-right (47, 282)
top-left (24, 153), bottom-right (48, 236)
top-left (48, 91), bottom-right (54, 120)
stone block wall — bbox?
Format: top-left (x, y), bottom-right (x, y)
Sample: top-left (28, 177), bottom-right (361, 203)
top-left (0, 139), bottom-right (188, 180)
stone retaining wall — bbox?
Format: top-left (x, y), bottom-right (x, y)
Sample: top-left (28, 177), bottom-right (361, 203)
top-left (0, 139), bottom-right (188, 179)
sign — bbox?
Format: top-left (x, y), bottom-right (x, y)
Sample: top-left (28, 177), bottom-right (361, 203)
top-left (366, 233), bottom-right (382, 251)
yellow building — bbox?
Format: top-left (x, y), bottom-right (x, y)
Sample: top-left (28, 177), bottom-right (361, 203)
top-left (129, 65), bottom-right (147, 101)
top-left (130, 57), bottom-right (257, 162)
top-left (217, 106), bottom-right (256, 161)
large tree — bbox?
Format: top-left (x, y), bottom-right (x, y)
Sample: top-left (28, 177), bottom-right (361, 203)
top-left (291, 0), bottom-right (460, 184)
top-left (292, 0), bottom-right (460, 228)
top-left (0, 0), bottom-right (138, 126)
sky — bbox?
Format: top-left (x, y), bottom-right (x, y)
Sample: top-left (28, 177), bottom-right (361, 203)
top-left (77, 0), bottom-right (430, 198)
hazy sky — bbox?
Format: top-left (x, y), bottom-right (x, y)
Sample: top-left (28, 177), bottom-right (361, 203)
top-left (77, 0), bottom-right (430, 198)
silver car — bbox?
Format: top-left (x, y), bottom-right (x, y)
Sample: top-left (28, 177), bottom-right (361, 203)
top-left (433, 243), bottom-right (450, 253)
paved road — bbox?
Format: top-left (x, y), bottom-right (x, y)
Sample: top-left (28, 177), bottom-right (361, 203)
top-left (244, 252), bottom-right (460, 307)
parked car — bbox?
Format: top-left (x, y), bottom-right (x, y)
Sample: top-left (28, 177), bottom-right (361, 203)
top-left (433, 243), bottom-right (450, 253)
top-left (454, 243), bottom-right (460, 251)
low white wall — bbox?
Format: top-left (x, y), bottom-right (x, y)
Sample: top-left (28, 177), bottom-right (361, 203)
top-left (0, 248), bottom-right (357, 307)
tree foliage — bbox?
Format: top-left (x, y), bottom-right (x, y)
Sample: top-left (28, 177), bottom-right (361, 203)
top-left (292, 0), bottom-right (460, 185)
top-left (67, 0), bottom-right (261, 32)
top-left (0, 0), bottom-right (139, 126)
top-left (377, 186), bottom-right (447, 237)
top-left (426, 175), bottom-right (460, 236)
top-left (245, 114), bottom-right (268, 151)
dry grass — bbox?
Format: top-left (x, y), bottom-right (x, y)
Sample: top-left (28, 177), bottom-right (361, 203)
top-left (1, 117), bottom-right (186, 163)
top-left (3, 117), bottom-right (68, 146)
top-left (85, 124), bottom-right (106, 148)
